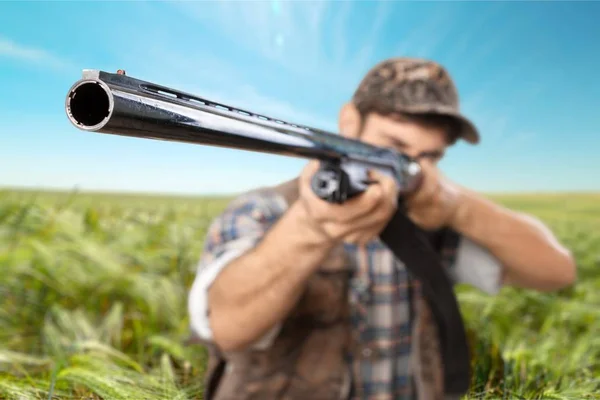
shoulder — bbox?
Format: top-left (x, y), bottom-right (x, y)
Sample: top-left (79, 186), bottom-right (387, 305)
top-left (223, 186), bottom-right (289, 223)
top-left (210, 185), bottom-right (290, 234)
top-left (220, 177), bottom-right (299, 221)
top-left (201, 184), bottom-right (292, 261)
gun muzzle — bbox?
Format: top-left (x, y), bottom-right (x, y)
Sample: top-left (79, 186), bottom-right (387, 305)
top-left (65, 80), bottom-right (113, 131)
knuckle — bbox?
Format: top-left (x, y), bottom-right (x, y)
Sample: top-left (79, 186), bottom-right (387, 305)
top-left (344, 232), bottom-right (360, 244)
top-left (383, 175), bottom-right (396, 187)
top-left (377, 206), bottom-right (393, 222)
top-left (366, 186), bottom-right (383, 206)
top-left (376, 197), bottom-right (396, 217)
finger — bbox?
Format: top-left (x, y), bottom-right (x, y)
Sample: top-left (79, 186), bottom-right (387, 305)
top-left (299, 161), bottom-right (349, 222)
top-left (368, 170), bottom-right (399, 205)
top-left (299, 160), bottom-right (323, 188)
top-left (302, 159), bottom-right (322, 174)
top-left (325, 205), bottom-right (385, 244)
top-left (343, 229), bottom-right (375, 246)
top-left (373, 171), bottom-right (400, 213)
top-left (368, 169), bottom-right (398, 190)
top-left (335, 183), bottom-right (384, 223)
top-left (343, 221), bottom-right (387, 246)
top-left (342, 231), bottom-right (362, 245)
top-left (300, 164), bottom-right (388, 224)
top-left (322, 219), bottom-right (377, 243)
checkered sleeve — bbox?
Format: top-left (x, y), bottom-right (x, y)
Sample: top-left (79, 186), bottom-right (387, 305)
top-left (188, 190), bottom-right (286, 349)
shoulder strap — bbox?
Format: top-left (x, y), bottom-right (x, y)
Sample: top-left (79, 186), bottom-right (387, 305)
top-left (379, 210), bottom-right (471, 396)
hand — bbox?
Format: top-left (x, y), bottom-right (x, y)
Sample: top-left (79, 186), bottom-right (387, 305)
top-left (297, 161), bottom-right (399, 246)
top-left (404, 162), bottom-right (462, 231)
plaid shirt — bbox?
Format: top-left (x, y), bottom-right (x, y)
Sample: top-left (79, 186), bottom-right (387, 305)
top-left (189, 187), bottom-right (502, 400)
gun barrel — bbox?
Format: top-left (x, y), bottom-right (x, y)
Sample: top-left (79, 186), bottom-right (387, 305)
top-left (65, 70), bottom-right (422, 196)
top-left (65, 70), bottom-right (389, 163)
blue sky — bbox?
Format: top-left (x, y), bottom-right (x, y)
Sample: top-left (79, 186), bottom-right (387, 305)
top-left (1, 1), bottom-right (598, 194)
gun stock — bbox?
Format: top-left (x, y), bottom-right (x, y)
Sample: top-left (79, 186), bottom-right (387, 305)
top-left (65, 69), bottom-right (422, 203)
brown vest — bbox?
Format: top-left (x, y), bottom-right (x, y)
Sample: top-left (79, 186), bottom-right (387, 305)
top-left (189, 179), bottom-right (455, 400)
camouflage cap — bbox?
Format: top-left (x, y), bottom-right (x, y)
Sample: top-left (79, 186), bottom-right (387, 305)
top-left (352, 57), bottom-right (480, 144)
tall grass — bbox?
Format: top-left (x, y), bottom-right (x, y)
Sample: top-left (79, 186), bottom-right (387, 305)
top-left (0, 189), bottom-right (598, 399)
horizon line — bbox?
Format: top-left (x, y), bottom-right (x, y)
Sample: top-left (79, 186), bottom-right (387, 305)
top-left (2, 185), bottom-right (599, 199)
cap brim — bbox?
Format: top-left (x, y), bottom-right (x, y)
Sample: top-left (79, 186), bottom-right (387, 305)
top-left (404, 106), bottom-right (481, 145)
top-left (452, 113), bottom-right (480, 145)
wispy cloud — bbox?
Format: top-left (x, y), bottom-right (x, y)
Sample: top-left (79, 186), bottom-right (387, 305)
top-left (394, 5), bottom-right (460, 60)
top-left (351, 1), bottom-right (393, 73)
top-left (169, 1), bottom-right (358, 87)
top-left (0, 36), bottom-right (70, 70)
top-left (110, 4), bottom-right (339, 133)
top-left (460, 49), bottom-right (551, 151)
top-left (118, 54), bottom-right (337, 132)
top-left (198, 84), bottom-right (337, 131)
top-left (441, 2), bottom-right (507, 67)
top-left (330, 1), bottom-right (353, 67)
top-left (149, 76), bottom-right (337, 133)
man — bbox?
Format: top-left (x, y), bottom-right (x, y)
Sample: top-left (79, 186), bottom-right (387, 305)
top-left (187, 58), bottom-right (576, 400)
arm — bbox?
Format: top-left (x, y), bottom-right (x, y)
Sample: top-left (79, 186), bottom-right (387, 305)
top-left (188, 245), bottom-right (282, 350)
top-left (199, 197), bottom-right (336, 353)
top-left (450, 188), bottom-right (576, 292)
top-left (190, 163), bottom-right (399, 353)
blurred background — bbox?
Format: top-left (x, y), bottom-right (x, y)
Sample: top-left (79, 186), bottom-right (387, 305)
top-left (1, 1), bottom-right (598, 399)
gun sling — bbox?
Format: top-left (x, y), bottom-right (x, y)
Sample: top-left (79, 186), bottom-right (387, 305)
top-left (379, 208), bottom-right (471, 395)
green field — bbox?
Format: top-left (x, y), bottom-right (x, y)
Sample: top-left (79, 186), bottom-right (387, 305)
top-left (1, 189), bottom-right (598, 399)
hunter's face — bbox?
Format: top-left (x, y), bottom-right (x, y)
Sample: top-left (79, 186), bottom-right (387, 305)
top-left (338, 104), bottom-right (449, 166)
top-left (358, 113), bottom-right (448, 166)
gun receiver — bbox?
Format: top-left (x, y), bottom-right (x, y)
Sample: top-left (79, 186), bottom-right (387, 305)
top-left (65, 69), bottom-right (422, 203)
top-left (64, 70), bottom-right (471, 396)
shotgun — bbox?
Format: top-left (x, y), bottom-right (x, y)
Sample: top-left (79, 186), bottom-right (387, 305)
top-left (64, 69), bottom-right (423, 203)
top-left (64, 69), bottom-right (471, 395)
